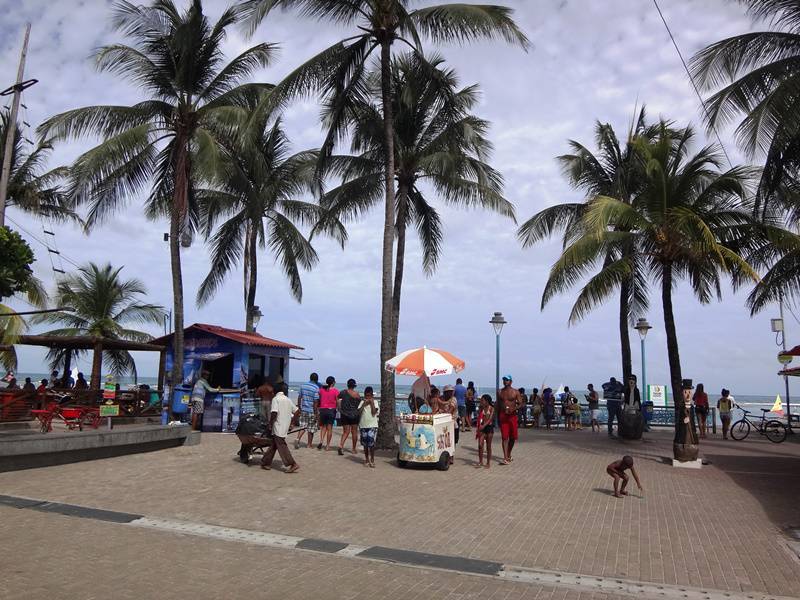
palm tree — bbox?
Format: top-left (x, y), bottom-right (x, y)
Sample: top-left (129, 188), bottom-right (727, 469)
top-left (38, 0), bottom-right (276, 392)
top-left (239, 0), bottom-right (527, 445)
top-left (324, 52), bottom-right (513, 359)
top-left (0, 111), bottom-right (76, 223)
top-left (690, 0), bottom-right (800, 314)
top-left (32, 262), bottom-right (165, 386)
top-left (518, 109), bottom-right (656, 382)
top-left (573, 124), bottom-right (757, 441)
top-left (690, 0), bottom-right (800, 206)
top-left (197, 110), bottom-right (345, 331)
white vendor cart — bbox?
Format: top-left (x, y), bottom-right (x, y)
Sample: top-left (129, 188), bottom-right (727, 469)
top-left (397, 413), bottom-right (455, 470)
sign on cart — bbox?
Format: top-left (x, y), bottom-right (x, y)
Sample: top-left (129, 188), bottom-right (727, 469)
top-left (99, 403), bottom-right (120, 417)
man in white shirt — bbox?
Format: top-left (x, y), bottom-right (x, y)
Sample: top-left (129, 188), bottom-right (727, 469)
top-left (261, 384), bottom-right (300, 473)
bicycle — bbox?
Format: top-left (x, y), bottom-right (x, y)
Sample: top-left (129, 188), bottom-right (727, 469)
top-left (729, 406), bottom-right (787, 443)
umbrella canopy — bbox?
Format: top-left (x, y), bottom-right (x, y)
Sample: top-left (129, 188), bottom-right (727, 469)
top-left (781, 345), bottom-right (800, 356)
top-left (385, 347), bottom-right (465, 377)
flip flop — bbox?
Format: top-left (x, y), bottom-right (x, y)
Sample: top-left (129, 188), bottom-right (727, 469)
top-left (285, 465), bottom-right (300, 474)
top-left (260, 465), bottom-right (271, 470)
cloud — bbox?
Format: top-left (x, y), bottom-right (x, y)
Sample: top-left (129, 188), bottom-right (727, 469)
top-left (0, 0), bottom-right (786, 396)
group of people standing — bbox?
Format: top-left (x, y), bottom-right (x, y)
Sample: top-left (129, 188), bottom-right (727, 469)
top-left (257, 373), bottom-right (381, 473)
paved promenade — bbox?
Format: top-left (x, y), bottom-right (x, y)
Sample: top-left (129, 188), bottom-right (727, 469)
top-left (0, 425), bottom-right (798, 599)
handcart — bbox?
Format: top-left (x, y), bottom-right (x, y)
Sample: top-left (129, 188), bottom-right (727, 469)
top-left (396, 413), bottom-right (455, 471)
top-left (234, 413), bottom-right (306, 465)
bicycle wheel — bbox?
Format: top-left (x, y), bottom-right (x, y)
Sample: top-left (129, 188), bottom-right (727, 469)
top-left (730, 419), bottom-right (750, 441)
top-left (764, 420), bottom-right (787, 443)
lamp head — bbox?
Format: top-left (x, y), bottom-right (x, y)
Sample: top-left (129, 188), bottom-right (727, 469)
top-left (489, 311), bottom-right (507, 335)
top-left (634, 317), bottom-right (652, 340)
top-left (251, 305), bottom-right (263, 330)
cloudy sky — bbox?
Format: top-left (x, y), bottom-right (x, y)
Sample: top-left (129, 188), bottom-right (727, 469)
top-left (0, 0), bottom-right (790, 396)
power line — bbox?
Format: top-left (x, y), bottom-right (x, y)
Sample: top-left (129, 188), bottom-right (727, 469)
top-left (651, 0), bottom-right (734, 168)
top-left (5, 214), bottom-right (81, 270)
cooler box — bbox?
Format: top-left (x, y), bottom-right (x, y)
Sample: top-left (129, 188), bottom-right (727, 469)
top-left (398, 413), bottom-right (455, 464)
top-left (171, 385), bottom-right (192, 415)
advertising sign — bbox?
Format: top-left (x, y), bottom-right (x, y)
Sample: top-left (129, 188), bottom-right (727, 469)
top-left (649, 384), bottom-right (667, 407)
top-left (221, 394), bottom-right (241, 433)
top-left (99, 403), bottom-right (120, 417)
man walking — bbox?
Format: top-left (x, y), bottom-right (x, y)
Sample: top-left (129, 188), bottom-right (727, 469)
top-left (602, 376), bottom-right (624, 437)
top-left (454, 378), bottom-right (469, 431)
top-left (262, 383), bottom-right (300, 473)
top-left (498, 375), bottom-right (522, 465)
top-left (296, 373), bottom-right (320, 449)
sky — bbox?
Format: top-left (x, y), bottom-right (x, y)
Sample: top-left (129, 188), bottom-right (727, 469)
top-left (0, 0), bottom-right (792, 396)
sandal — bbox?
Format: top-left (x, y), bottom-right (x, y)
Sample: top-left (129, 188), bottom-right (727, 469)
top-left (369, 462), bottom-right (375, 468)
top-left (285, 464), bottom-right (300, 474)
top-left (260, 465), bottom-right (271, 470)
top-left (337, 447), bottom-right (344, 456)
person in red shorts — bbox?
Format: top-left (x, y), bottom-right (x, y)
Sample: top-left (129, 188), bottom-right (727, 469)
top-left (497, 375), bottom-right (522, 465)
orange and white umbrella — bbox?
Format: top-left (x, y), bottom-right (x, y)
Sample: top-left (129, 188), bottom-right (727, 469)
top-left (385, 346), bottom-right (465, 377)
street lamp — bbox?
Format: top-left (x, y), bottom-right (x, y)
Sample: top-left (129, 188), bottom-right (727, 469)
top-left (634, 317), bottom-right (652, 402)
top-left (250, 305), bottom-right (263, 332)
top-left (489, 312), bottom-right (507, 397)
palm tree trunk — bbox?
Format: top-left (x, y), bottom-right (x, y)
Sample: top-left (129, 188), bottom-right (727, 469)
top-left (661, 263), bottom-right (683, 422)
top-left (90, 341), bottom-right (103, 390)
top-left (377, 38), bottom-right (398, 449)
top-left (244, 222), bottom-right (258, 332)
top-left (619, 281), bottom-right (632, 382)
top-left (391, 185), bottom-right (408, 352)
top-left (169, 136), bottom-right (188, 413)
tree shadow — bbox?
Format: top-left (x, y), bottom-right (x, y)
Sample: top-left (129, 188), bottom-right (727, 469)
top-left (704, 451), bottom-right (800, 531)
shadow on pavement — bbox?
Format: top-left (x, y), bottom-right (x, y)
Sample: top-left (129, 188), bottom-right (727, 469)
top-left (704, 451), bottom-right (800, 531)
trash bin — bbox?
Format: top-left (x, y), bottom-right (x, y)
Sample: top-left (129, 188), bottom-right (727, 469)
top-left (619, 406), bottom-right (644, 440)
top-left (643, 401), bottom-right (654, 425)
top-left (171, 385), bottom-right (192, 415)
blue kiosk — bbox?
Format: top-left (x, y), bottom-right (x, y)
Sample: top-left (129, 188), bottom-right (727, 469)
top-left (155, 323), bottom-right (304, 431)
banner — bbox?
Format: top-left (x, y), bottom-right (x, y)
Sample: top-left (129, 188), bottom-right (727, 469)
top-left (649, 384), bottom-right (667, 407)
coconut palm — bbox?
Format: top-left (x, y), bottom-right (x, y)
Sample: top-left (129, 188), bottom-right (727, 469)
top-left (32, 262), bottom-right (165, 386)
top-left (0, 111), bottom-right (76, 223)
top-left (239, 0), bottom-right (527, 446)
top-left (690, 1), bottom-right (800, 313)
top-left (690, 0), bottom-right (800, 206)
top-left (38, 0), bottom-right (276, 392)
top-left (518, 109), bottom-right (656, 382)
top-left (324, 52), bottom-right (513, 346)
top-left (197, 110), bottom-right (345, 332)
top-left (572, 125), bottom-right (757, 425)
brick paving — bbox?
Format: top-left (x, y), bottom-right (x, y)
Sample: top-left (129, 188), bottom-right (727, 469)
top-left (0, 426), bottom-right (798, 598)
top-left (0, 505), bottom-right (627, 600)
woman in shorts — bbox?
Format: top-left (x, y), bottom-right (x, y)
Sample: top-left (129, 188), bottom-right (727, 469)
top-left (475, 394), bottom-right (495, 469)
top-left (317, 376), bottom-right (338, 450)
top-left (337, 378), bottom-right (361, 455)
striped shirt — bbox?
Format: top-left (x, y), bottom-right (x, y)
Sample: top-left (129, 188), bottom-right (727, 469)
top-left (298, 380), bottom-right (320, 413)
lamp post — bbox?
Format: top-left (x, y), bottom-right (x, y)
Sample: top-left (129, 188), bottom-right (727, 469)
top-left (249, 305), bottom-right (263, 332)
top-left (634, 318), bottom-right (652, 402)
top-left (773, 300), bottom-right (793, 431)
top-left (489, 312), bottom-right (507, 397)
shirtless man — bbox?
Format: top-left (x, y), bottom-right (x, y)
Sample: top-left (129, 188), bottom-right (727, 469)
top-left (497, 375), bottom-right (523, 464)
top-left (255, 376), bottom-right (275, 419)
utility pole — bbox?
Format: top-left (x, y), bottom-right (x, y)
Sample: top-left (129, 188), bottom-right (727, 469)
top-left (0, 24), bottom-right (37, 228)
top-left (780, 296), bottom-right (793, 431)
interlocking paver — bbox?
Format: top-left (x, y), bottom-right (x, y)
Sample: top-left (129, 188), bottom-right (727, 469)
top-left (0, 427), bottom-right (798, 597)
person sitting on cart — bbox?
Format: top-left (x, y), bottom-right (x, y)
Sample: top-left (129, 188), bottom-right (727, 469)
top-left (261, 383), bottom-right (300, 474)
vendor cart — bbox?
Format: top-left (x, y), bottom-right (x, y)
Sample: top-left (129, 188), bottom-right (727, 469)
top-left (397, 413), bottom-right (455, 471)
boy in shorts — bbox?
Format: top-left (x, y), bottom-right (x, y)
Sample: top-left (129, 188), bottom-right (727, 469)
top-left (606, 455), bottom-right (643, 498)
